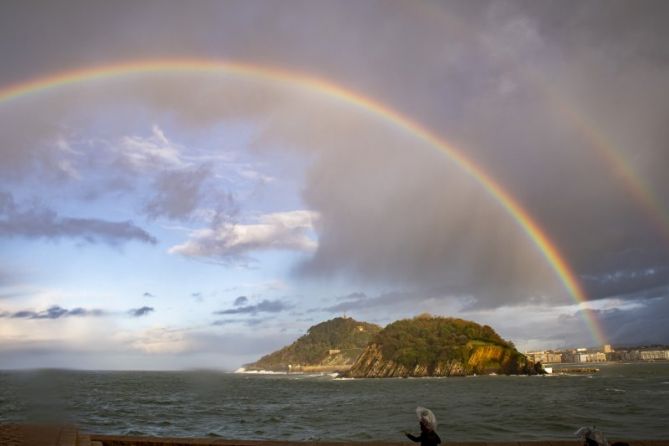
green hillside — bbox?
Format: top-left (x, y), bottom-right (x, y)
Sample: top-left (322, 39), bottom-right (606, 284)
top-left (346, 314), bottom-right (533, 377)
top-left (247, 317), bottom-right (381, 372)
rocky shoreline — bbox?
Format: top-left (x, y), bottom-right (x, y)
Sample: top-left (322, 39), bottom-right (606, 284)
top-left (557, 368), bottom-right (600, 374)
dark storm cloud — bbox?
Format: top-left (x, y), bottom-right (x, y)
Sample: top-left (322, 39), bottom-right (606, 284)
top-left (582, 266), bottom-right (669, 300)
top-left (564, 293), bottom-right (669, 346)
top-left (214, 299), bottom-right (290, 315)
top-left (0, 0), bottom-right (668, 314)
top-left (0, 191), bottom-right (157, 245)
top-left (129, 306), bottom-right (154, 317)
top-left (143, 292), bottom-right (155, 298)
top-left (320, 288), bottom-right (470, 315)
top-left (274, 1), bottom-right (669, 308)
top-left (2, 305), bottom-right (106, 319)
top-left (461, 2), bottom-right (669, 294)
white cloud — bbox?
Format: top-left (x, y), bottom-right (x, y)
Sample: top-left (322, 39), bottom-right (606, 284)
top-left (54, 136), bottom-right (83, 179)
top-left (238, 168), bottom-right (275, 183)
top-left (118, 125), bottom-right (187, 170)
top-left (169, 210), bottom-right (319, 261)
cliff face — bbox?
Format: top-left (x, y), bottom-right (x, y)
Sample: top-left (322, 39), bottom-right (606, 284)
top-left (343, 344), bottom-right (466, 377)
top-left (345, 316), bottom-right (534, 378)
top-left (247, 317), bottom-right (381, 372)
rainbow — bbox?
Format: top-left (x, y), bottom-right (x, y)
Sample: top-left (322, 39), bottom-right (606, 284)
top-left (412, 2), bottom-right (669, 247)
top-left (0, 58), bottom-right (607, 345)
top-left (552, 96), bottom-right (669, 244)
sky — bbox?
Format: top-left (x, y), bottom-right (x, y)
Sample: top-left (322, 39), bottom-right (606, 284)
top-left (1, 0), bottom-right (668, 370)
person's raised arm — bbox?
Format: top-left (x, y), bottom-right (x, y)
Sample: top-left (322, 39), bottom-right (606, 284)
top-left (405, 432), bottom-right (421, 442)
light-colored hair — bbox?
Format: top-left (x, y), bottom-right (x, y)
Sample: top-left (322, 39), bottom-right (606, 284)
top-left (416, 407), bottom-right (437, 431)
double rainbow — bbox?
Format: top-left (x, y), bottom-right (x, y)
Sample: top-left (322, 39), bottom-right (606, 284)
top-left (0, 58), bottom-right (607, 346)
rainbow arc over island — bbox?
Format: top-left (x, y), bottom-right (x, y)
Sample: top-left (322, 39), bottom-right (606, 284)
top-left (0, 58), bottom-right (608, 346)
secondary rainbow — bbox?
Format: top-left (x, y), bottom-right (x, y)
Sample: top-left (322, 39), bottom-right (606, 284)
top-left (552, 96), bottom-right (669, 244)
top-left (413, 2), bottom-right (669, 247)
top-left (0, 58), bottom-right (607, 345)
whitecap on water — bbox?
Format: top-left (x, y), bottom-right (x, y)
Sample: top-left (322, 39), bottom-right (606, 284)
top-left (604, 388), bottom-right (626, 393)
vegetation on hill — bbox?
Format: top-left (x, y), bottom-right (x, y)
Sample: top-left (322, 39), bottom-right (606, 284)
top-left (346, 314), bottom-right (533, 377)
top-left (247, 317), bottom-right (381, 371)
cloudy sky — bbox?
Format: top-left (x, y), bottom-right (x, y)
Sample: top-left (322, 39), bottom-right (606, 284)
top-left (1, 0), bottom-right (668, 370)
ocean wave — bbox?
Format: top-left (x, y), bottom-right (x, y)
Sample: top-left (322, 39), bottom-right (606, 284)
top-left (234, 368), bottom-right (288, 375)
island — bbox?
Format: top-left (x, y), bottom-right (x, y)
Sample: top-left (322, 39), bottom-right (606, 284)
top-left (245, 314), bottom-right (543, 377)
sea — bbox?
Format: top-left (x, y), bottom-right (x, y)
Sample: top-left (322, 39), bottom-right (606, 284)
top-left (0, 362), bottom-right (667, 441)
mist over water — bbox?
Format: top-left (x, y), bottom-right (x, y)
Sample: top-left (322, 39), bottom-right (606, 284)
top-left (1, 363), bottom-right (667, 441)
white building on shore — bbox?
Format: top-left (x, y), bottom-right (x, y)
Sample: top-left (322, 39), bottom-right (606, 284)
top-left (578, 352), bottom-right (607, 363)
top-left (639, 350), bottom-right (669, 360)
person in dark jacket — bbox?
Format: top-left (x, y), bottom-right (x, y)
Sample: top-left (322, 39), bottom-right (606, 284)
top-left (405, 407), bottom-right (441, 446)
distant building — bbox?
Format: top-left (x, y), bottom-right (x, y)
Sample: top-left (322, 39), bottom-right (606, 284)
top-left (328, 349), bottom-right (341, 355)
top-left (620, 350), bottom-right (641, 361)
top-left (552, 345), bottom-right (669, 363)
top-left (546, 352), bottom-right (563, 363)
top-left (526, 351), bottom-right (563, 363)
top-left (640, 350), bottom-right (669, 360)
top-left (578, 352), bottom-right (606, 363)
top-left (560, 351), bottom-right (578, 363)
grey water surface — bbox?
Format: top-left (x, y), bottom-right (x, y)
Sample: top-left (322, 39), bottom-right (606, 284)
top-left (1, 362), bottom-right (667, 441)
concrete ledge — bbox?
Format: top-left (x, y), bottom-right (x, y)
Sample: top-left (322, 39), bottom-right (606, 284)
top-left (0, 424), bottom-right (80, 446)
top-left (4, 426), bottom-right (668, 446)
top-left (90, 438), bottom-right (403, 446)
top-left (89, 437), bottom-right (669, 446)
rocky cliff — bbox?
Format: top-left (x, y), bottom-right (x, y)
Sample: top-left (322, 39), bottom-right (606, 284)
top-left (344, 315), bottom-right (535, 377)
